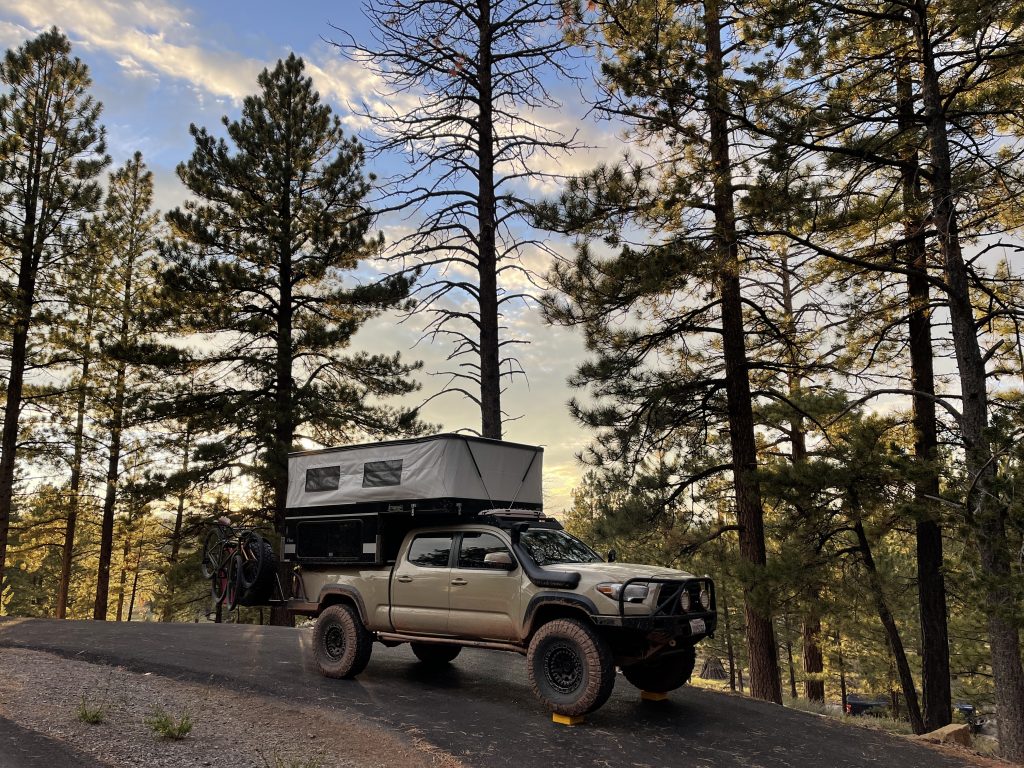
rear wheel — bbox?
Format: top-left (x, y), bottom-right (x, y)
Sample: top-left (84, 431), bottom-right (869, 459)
top-left (314, 604), bottom-right (373, 679)
top-left (224, 554), bottom-right (243, 611)
top-left (411, 643), bottom-right (461, 665)
top-left (622, 645), bottom-right (696, 693)
top-left (527, 618), bottom-right (615, 716)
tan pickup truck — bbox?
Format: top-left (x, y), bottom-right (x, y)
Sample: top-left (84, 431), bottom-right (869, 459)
top-left (283, 436), bottom-right (717, 716)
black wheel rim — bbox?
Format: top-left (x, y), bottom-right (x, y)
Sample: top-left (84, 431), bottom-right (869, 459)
top-left (325, 625), bottom-right (346, 660)
top-left (544, 643), bottom-right (584, 695)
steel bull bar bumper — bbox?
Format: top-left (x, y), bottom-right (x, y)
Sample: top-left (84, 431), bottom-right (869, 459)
top-left (590, 576), bottom-right (717, 639)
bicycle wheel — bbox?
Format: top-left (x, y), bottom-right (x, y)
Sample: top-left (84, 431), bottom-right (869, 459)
top-left (238, 531), bottom-right (267, 590)
top-left (224, 552), bottom-right (244, 611)
top-left (201, 527), bottom-right (226, 580)
top-left (211, 546), bottom-right (232, 603)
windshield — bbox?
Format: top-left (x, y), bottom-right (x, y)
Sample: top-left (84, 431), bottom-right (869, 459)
top-left (519, 529), bottom-right (602, 566)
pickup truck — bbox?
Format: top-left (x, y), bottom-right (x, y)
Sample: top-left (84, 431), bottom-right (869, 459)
top-left (282, 436), bottom-right (717, 716)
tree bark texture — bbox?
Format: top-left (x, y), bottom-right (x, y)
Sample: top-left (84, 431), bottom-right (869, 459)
top-left (704, 0), bottom-right (781, 704)
top-left (802, 613), bottom-right (825, 702)
top-left (93, 360), bottom-right (126, 620)
top-left (57, 328), bottom-right (94, 619)
top-left (476, 0), bottom-right (502, 439)
top-left (160, 425), bottom-right (191, 622)
top-left (854, 519), bottom-right (925, 734)
top-left (270, 113), bottom-right (296, 628)
top-left (897, 56), bottom-right (952, 732)
top-left (912, 5), bottom-right (1024, 757)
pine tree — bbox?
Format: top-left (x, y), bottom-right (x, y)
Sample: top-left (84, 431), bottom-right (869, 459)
top-left (90, 153), bottom-right (159, 621)
top-left (340, 0), bottom-right (582, 438)
top-left (161, 55), bottom-right (425, 620)
top-left (543, 0), bottom-right (784, 704)
top-left (0, 28), bottom-right (107, 600)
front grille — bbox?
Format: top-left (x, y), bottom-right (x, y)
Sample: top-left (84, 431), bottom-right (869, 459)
top-left (655, 580), bottom-right (708, 616)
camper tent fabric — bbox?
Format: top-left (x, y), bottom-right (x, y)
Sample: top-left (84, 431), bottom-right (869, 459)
top-left (287, 435), bottom-right (543, 510)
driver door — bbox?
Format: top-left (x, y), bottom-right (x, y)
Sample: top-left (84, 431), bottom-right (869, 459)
top-left (447, 531), bottom-right (522, 640)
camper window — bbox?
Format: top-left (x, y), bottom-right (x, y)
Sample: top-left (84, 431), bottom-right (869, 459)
top-left (362, 459), bottom-right (403, 488)
top-left (305, 466), bottom-right (341, 493)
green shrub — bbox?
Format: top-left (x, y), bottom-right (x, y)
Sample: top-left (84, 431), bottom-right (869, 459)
top-left (144, 707), bottom-right (193, 739)
top-left (76, 697), bottom-right (105, 725)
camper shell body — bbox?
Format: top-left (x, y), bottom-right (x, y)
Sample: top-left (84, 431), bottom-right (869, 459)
top-left (283, 434), bottom-right (542, 566)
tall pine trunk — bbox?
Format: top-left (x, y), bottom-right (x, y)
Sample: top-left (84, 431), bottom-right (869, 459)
top-left (93, 360), bottom-right (127, 620)
top-left (0, 222), bottom-right (40, 603)
top-left (911, 5), bottom-right (1024, 757)
top-left (161, 425), bottom-right (191, 622)
top-left (58, 337), bottom-right (92, 618)
top-left (271, 113), bottom-right (296, 628)
top-left (853, 517), bottom-right (924, 734)
top-left (896, 56), bottom-right (951, 732)
top-left (802, 613), bottom-right (825, 702)
top-left (94, 215), bottom-right (139, 620)
top-left (476, 0), bottom-right (501, 439)
top-left (704, 0), bottom-right (781, 704)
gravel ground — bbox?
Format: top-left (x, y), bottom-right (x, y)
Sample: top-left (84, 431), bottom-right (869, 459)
top-left (0, 648), bottom-right (461, 768)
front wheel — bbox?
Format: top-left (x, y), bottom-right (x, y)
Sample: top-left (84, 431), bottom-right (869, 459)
top-left (313, 604), bottom-right (373, 679)
top-left (622, 645), bottom-right (696, 693)
top-left (411, 643), bottom-right (461, 666)
top-left (527, 618), bottom-right (615, 716)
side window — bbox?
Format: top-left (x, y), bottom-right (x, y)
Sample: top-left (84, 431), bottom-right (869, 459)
top-left (458, 532), bottom-right (512, 569)
top-left (407, 535), bottom-right (454, 568)
top-left (305, 466), bottom-right (340, 492)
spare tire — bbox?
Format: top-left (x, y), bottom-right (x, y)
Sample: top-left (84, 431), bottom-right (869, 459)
top-left (238, 533), bottom-right (277, 606)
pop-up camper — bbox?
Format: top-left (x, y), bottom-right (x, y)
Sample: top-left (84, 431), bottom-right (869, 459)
top-left (282, 434), bottom-right (543, 566)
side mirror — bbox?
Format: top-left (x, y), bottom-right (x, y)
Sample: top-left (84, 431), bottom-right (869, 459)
top-left (607, 548), bottom-right (617, 563)
top-left (483, 551), bottom-right (516, 570)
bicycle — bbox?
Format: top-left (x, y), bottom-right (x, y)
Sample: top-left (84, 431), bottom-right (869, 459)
top-left (200, 520), bottom-right (275, 610)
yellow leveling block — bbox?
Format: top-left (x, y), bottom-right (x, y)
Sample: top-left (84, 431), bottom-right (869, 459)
top-left (640, 691), bottom-right (669, 702)
top-left (552, 713), bottom-right (585, 726)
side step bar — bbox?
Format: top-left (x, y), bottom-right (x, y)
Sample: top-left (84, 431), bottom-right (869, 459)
top-left (376, 632), bottom-right (526, 655)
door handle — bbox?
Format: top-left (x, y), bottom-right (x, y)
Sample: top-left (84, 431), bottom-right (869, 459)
top-left (450, 578), bottom-right (468, 586)
top-left (396, 575), bottom-right (413, 583)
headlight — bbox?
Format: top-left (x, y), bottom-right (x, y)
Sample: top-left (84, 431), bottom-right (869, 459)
top-left (680, 589), bottom-right (692, 611)
top-left (596, 582), bottom-right (650, 602)
top-left (699, 584), bottom-right (711, 610)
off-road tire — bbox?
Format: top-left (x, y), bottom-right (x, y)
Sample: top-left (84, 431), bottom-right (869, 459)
top-left (410, 643), bottom-right (462, 665)
top-left (527, 618), bottom-right (616, 716)
top-left (622, 645), bottom-right (696, 693)
top-left (314, 604), bottom-right (373, 679)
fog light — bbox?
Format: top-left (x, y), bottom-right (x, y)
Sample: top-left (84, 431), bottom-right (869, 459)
top-left (699, 585), bottom-right (711, 610)
top-left (680, 589), bottom-right (692, 612)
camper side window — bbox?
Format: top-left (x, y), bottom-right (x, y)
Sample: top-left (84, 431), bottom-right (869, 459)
top-left (407, 534), bottom-right (454, 568)
top-left (362, 459), bottom-right (403, 487)
top-left (305, 466), bottom-right (340, 492)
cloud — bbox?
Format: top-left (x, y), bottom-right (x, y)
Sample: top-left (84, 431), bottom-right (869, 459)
top-left (3, 0), bottom-right (376, 110)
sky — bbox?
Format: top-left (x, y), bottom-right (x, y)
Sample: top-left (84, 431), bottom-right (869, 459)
top-left (0, 1), bottom-right (620, 513)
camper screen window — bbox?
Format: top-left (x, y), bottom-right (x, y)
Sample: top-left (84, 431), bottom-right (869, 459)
top-left (305, 466), bottom-right (340, 492)
top-left (362, 459), bottom-right (403, 487)
top-left (295, 520), bottom-right (362, 560)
